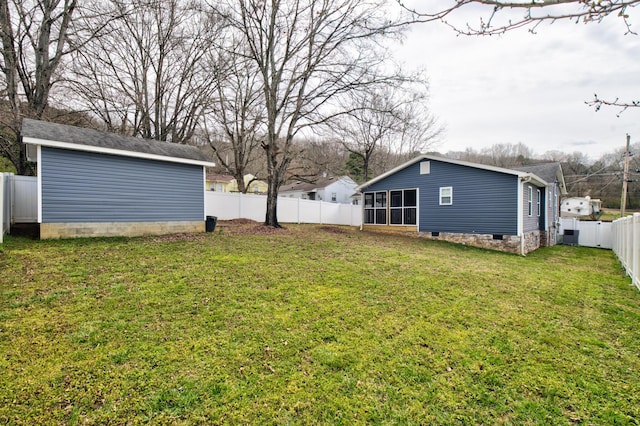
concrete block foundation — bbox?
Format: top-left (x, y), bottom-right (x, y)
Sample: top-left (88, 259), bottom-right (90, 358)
top-left (40, 221), bottom-right (205, 239)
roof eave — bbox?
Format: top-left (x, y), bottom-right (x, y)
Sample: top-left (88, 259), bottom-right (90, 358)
top-left (356, 154), bottom-right (545, 191)
top-left (24, 136), bottom-right (216, 168)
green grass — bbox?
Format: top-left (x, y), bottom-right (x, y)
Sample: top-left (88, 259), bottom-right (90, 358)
top-left (1, 225), bottom-right (639, 424)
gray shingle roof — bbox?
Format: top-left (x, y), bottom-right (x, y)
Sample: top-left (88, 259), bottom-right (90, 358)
top-left (280, 176), bottom-right (342, 192)
top-left (512, 163), bottom-right (561, 183)
top-left (21, 118), bottom-right (213, 164)
top-left (513, 162), bottom-right (567, 195)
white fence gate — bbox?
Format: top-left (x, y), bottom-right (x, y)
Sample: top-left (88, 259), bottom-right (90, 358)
top-left (205, 191), bottom-right (362, 226)
top-left (559, 218), bottom-right (613, 249)
top-left (11, 175), bottom-right (37, 223)
top-left (0, 174), bottom-right (38, 243)
top-left (612, 214), bottom-right (640, 290)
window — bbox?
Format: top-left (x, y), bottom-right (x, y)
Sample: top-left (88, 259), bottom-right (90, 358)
top-left (537, 189), bottom-right (541, 216)
top-left (420, 161), bottom-right (431, 174)
top-left (439, 187), bottom-right (452, 205)
top-left (527, 187), bottom-right (533, 216)
top-left (390, 189), bottom-right (417, 225)
top-left (364, 191), bottom-right (386, 224)
top-left (331, 192), bottom-right (337, 202)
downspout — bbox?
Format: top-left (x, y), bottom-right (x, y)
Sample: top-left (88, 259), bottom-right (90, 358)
top-left (358, 190), bottom-right (364, 231)
top-left (37, 145), bottom-right (42, 224)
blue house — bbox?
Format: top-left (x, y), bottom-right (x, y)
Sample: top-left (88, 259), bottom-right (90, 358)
top-left (21, 119), bottom-right (216, 239)
top-left (356, 155), bottom-right (566, 254)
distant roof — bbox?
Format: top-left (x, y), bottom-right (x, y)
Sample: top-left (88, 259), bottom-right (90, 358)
top-left (513, 163), bottom-right (567, 195)
top-left (21, 118), bottom-right (215, 167)
top-left (206, 173), bottom-right (235, 182)
top-left (280, 176), bottom-right (351, 192)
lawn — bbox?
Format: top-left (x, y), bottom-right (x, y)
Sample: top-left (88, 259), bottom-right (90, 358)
top-left (1, 223), bottom-right (639, 424)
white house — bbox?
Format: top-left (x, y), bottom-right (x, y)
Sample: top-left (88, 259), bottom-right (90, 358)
top-left (279, 176), bottom-right (357, 204)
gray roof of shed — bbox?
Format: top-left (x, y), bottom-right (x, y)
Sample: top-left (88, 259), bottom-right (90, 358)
top-left (21, 118), bottom-right (214, 165)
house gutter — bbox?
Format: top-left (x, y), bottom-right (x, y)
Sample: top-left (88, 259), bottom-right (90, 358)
top-left (359, 191), bottom-right (364, 231)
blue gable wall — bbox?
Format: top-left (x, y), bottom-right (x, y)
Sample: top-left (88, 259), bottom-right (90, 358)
top-left (364, 159), bottom-right (519, 235)
top-left (41, 147), bottom-right (204, 222)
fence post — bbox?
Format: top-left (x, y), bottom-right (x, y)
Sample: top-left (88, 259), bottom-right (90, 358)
top-left (634, 214), bottom-right (640, 290)
top-left (0, 173), bottom-right (4, 243)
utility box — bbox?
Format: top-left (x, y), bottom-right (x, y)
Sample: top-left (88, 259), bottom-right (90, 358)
top-left (563, 229), bottom-right (579, 245)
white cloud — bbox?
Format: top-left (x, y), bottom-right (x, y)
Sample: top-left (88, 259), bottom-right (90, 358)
top-left (393, 11), bottom-right (640, 160)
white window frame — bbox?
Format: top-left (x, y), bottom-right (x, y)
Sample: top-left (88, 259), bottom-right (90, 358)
top-left (439, 186), bottom-right (453, 206)
top-left (537, 189), bottom-right (541, 216)
top-left (527, 187), bottom-right (533, 216)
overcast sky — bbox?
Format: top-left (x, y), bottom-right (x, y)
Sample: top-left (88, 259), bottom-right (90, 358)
top-left (395, 4), bottom-right (640, 161)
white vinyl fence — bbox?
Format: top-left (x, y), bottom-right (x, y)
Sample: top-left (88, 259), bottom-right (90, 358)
top-left (612, 213), bottom-right (640, 290)
top-left (205, 191), bottom-right (362, 226)
top-left (559, 218), bottom-right (613, 249)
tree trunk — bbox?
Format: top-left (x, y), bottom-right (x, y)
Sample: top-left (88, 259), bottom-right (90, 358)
top-left (264, 180), bottom-right (280, 227)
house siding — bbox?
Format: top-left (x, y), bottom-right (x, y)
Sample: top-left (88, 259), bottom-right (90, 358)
top-left (365, 160), bottom-right (518, 235)
top-left (522, 182), bottom-right (543, 233)
top-left (41, 147), bottom-right (204, 223)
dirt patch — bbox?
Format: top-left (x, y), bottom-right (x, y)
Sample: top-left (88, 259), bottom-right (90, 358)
top-left (227, 218), bottom-right (260, 225)
top-left (320, 226), bottom-right (349, 234)
top-left (216, 220), bottom-right (291, 236)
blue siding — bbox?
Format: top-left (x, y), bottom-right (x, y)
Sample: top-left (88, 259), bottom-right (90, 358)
top-left (365, 160), bottom-right (519, 235)
top-left (41, 147), bottom-right (204, 222)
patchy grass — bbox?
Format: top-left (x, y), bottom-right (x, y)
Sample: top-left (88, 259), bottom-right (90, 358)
top-left (1, 224), bottom-right (639, 424)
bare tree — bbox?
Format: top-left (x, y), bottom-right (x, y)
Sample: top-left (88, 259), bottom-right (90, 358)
top-left (402, 0), bottom-right (639, 35)
top-left (402, 0), bottom-right (640, 113)
top-left (330, 86), bottom-right (441, 183)
top-left (69, 0), bottom-right (218, 144)
top-left (201, 41), bottom-right (265, 193)
top-left (445, 142), bottom-right (534, 168)
top-left (210, 0), bottom-right (412, 227)
top-left (287, 137), bottom-right (349, 181)
top-left (0, 0), bottom-right (79, 174)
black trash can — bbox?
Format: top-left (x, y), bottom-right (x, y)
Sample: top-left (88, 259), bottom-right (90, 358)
top-left (206, 216), bottom-right (217, 232)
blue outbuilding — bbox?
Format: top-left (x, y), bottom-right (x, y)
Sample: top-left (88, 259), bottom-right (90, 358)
top-left (21, 119), bottom-right (215, 239)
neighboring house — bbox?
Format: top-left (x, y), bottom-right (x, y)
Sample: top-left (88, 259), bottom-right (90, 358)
top-left (356, 155), bottom-right (567, 254)
top-left (21, 119), bottom-right (215, 239)
top-left (279, 176), bottom-right (358, 204)
top-left (206, 173), bottom-right (234, 192)
top-left (228, 174), bottom-right (268, 194)
top-left (206, 173), bottom-right (267, 193)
